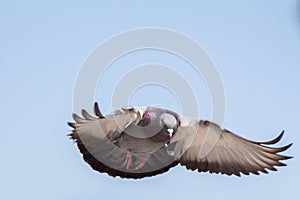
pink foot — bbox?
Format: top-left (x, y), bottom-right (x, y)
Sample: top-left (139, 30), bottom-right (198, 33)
top-left (123, 152), bottom-right (132, 170)
top-left (135, 154), bottom-right (149, 170)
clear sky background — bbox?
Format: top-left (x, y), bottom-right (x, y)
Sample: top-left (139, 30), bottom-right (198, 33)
top-left (1, 1), bottom-right (299, 199)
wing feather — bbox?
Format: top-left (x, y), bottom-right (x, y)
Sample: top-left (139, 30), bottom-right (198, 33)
top-left (68, 102), bottom-right (178, 179)
top-left (172, 118), bottom-right (292, 176)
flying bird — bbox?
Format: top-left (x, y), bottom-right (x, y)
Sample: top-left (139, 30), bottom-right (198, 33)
top-left (68, 102), bottom-right (292, 179)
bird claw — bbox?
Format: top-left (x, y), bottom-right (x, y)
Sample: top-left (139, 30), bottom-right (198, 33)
top-left (123, 152), bottom-right (149, 170)
top-left (123, 152), bottom-right (132, 170)
top-left (134, 155), bottom-right (149, 170)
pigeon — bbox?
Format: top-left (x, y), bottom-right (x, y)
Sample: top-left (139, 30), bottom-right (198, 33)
top-left (68, 102), bottom-right (292, 179)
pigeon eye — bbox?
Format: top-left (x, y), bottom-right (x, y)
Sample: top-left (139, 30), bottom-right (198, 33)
top-left (143, 111), bottom-right (156, 119)
top-left (143, 112), bottom-right (148, 118)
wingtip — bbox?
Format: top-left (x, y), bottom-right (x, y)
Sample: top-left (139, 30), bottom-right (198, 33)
top-left (282, 143), bottom-right (293, 151)
top-left (81, 109), bottom-right (96, 120)
top-left (94, 102), bottom-right (105, 118)
top-left (72, 113), bottom-right (82, 121)
top-left (279, 129), bottom-right (285, 139)
top-left (67, 133), bottom-right (73, 138)
top-left (67, 132), bottom-right (77, 140)
top-left (260, 130), bottom-right (285, 145)
top-left (67, 122), bottom-right (76, 128)
top-left (284, 155), bottom-right (293, 160)
top-left (268, 142), bottom-right (293, 154)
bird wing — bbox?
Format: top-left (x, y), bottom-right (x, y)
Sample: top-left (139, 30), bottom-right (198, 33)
top-left (68, 103), bottom-right (138, 177)
top-left (170, 117), bottom-right (292, 176)
top-left (68, 103), bottom-right (178, 179)
top-left (69, 103), bottom-right (136, 141)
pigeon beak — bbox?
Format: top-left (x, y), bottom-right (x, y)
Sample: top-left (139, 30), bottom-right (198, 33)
top-left (135, 107), bottom-right (146, 125)
top-left (135, 112), bottom-right (141, 125)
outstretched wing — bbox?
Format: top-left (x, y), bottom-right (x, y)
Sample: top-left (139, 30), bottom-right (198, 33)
top-left (171, 118), bottom-right (292, 176)
top-left (68, 103), bottom-right (138, 177)
top-left (68, 103), bottom-right (178, 179)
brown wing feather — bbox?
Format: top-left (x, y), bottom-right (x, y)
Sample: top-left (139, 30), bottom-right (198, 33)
top-left (68, 102), bottom-right (178, 179)
top-left (173, 119), bottom-right (292, 176)
top-left (69, 130), bottom-right (178, 179)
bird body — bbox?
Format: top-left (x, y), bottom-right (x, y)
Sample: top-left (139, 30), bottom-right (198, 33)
top-left (68, 102), bottom-right (292, 179)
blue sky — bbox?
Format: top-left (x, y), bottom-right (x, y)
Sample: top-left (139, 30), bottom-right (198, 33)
top-left (1, 1), bottom-right (299, 199)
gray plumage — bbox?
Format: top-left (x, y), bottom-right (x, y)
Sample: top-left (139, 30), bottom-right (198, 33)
top-left (68, 102), bottom-right (292, 179)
